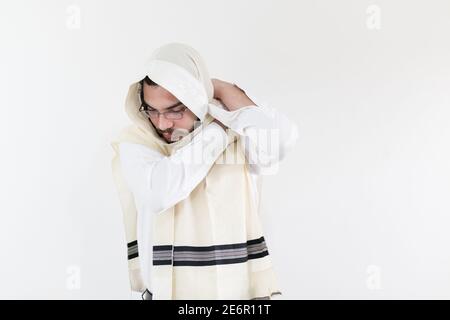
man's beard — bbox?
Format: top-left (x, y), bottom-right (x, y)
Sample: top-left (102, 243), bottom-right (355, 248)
top-left (160, 127), bottom-right (191, 143)
top-left (153, 119), bottom-right (201, 143)
top-left (168, 128), bottom-right (189, 142)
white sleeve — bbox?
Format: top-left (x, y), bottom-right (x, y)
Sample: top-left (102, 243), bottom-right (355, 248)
top-left (208, 84), bottom-right (299, 175)
top-left (119, 122), bottom-right (229, 215)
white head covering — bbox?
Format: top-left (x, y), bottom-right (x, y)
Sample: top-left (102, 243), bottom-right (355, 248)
top-left (144, 43), bottom-right (213, 121)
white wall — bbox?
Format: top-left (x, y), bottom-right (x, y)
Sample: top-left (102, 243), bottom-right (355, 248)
top-left (1, 0), bottom-right (449, 299)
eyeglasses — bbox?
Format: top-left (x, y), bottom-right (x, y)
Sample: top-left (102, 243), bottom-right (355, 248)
top-left (139, 103), bottom-right (187, 120)
top-left (138, 82), bottom-right (187, 120)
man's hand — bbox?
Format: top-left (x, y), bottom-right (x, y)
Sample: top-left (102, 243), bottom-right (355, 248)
top-left (211, 78), bottom-right (257, 112)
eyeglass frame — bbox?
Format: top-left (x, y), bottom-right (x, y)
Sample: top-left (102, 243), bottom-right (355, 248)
top-left (138, 82), bottom-right (188, 120)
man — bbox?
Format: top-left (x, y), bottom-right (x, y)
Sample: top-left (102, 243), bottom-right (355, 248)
top-left (111, 43), bottom-right (298, 300)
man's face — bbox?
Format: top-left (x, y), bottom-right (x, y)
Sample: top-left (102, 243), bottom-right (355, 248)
top-left (141, 82), bottom-right (198, 143)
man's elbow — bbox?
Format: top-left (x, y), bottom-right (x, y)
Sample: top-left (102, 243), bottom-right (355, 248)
top-left (247, 122), bottom-right (299, 175)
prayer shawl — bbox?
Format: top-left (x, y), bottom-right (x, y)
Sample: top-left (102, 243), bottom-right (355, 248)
top-left (111, 43), bottom-right (281, 299)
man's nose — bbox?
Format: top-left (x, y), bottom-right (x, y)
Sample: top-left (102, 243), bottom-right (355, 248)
top-left (156, 115), bottom-right (173, 131)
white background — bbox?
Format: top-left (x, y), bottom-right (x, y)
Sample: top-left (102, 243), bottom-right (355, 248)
top-left (1, 0), bottom-right (450, 299)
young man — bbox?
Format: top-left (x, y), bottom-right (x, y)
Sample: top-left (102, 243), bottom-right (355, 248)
top-left (111, 43), bottom-right (298, 300)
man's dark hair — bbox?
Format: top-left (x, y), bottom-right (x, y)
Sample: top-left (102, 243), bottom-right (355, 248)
top-left (140, 76), bottom-right (157, 86)
top-left (139, 76), bottom-right (157, 107)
